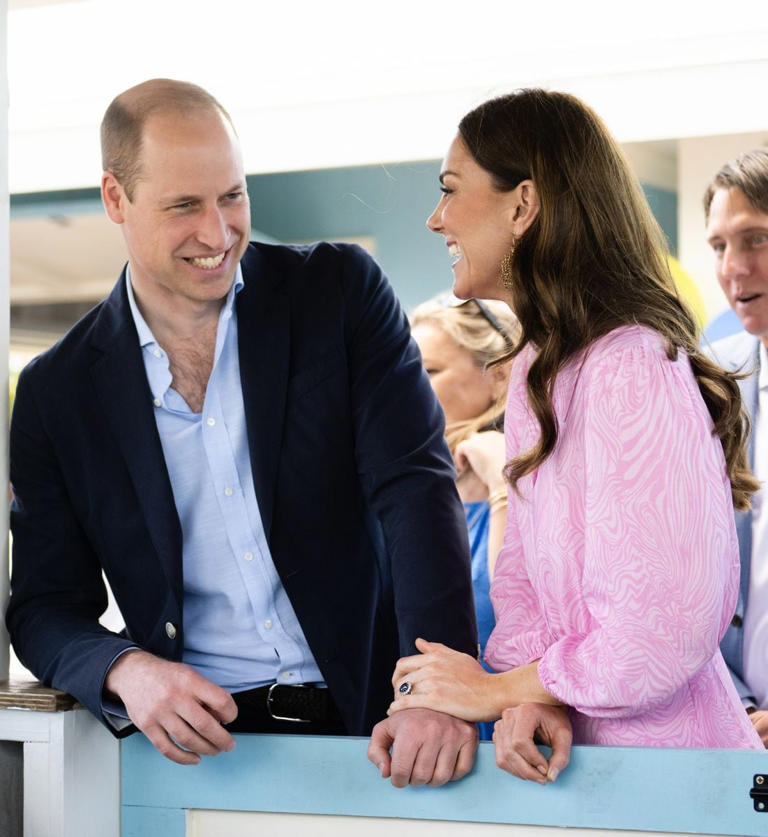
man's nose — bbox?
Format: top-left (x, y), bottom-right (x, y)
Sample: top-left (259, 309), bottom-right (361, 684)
top-left (721, 244), bottom-right (752, 281)
top-left (197, 206), bottom-right (228, 249)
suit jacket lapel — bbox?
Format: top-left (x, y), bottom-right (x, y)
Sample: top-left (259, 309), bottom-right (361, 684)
top-left (88, 272), bottom-right (183, 595)
top-left (236, 246), bottom-right (290, 543)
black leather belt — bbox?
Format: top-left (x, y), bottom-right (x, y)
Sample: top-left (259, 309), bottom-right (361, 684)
top-left (235, 683), bottom-right (336, 724)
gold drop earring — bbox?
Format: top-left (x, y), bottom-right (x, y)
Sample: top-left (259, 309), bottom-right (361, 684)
top-left (500, 240), bottom-right (516, 290)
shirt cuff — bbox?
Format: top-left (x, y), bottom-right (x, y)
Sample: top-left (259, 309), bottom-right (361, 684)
top-left (100, 646), bottom-right (140, 731)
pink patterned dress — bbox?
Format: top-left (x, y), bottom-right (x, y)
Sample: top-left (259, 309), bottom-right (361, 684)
top-left (485, 326), bottom-right (761, 748)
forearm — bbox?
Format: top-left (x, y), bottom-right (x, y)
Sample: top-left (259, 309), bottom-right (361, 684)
top-left (486, 493), bottom-right (507, 579)
top-left (482, 661), bottom-right (563, 721)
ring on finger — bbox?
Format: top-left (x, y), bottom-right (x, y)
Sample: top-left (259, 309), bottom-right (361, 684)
top-left (398, 681), bottom-right (413, 696)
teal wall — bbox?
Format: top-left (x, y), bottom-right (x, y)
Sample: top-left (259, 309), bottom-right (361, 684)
top-left (246, 161), bottom-right (449, 312)
top-left (643, 184), bottom-right (678, 257)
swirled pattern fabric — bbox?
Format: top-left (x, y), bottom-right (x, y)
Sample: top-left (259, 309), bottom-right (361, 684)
top-left (485, 326), bottom-right (761, 748)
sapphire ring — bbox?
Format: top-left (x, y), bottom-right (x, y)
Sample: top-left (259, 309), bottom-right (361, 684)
top-left (398, 681), bottom-right (412, 696)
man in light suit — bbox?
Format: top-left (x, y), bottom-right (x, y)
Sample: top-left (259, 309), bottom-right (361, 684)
top-left (705, 149), bottom-right (768, 746)
top-left (6, 79), bottom-right (480, 784)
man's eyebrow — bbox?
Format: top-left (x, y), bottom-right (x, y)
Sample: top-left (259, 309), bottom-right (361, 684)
top-left (439, 170), bottom-right (459, 184)
top-left (161, 193), bottom-right (200, 205)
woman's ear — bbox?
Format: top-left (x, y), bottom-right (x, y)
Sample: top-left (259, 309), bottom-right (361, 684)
top-left (507, 179), bottom-right (540, 237)
top-left (489, 360), bottom-right (511, 400)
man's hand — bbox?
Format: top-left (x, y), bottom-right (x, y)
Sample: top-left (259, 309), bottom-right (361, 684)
top-left (493, 703), bottom-right (572, 784)
top-left (367, 708), bottom-right (478, 787)
top-left (747, 708), bottom-right (768, 747)
top-left (104, 649), bottom-right (238, 765)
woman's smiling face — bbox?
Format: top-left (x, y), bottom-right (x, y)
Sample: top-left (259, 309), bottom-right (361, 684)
top-left (426, 134), bottom-right (521, 302)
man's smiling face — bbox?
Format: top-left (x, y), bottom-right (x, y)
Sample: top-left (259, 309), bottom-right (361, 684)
top-left (706, 186), bottom-right (768, 348)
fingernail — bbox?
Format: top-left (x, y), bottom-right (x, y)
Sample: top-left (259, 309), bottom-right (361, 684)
top-left (537, 764), bottom-right (547, 775)
top-left (547, 767), bottom-right (559, 782)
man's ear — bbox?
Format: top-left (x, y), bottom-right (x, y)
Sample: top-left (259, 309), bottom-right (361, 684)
top-left (102, 172), bottom-right (127, 224)
top-left (506, 179), bottom-right (540, 238)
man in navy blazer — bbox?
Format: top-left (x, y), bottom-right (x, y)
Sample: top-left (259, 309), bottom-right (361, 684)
top-left (705, 150), bottom-right (768, 746)
top-left (6, 79), bottom-right (479, 782)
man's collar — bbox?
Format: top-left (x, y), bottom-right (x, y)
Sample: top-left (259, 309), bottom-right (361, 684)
top-left (125, 263), bottom-right (244, 348)
top-left (759, 341), bottom-right (768, 391)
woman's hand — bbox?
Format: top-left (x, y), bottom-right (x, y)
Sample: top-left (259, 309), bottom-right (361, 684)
top-left (388, 638), bottom-right (497, 722)
top-left (493, 703), bottom-right (572, 784)
top-left (455, 431), bottom-right (506, 493)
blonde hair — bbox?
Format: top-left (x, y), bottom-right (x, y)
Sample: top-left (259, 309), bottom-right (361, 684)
top-left (411, 296), bottom-right (518, 454)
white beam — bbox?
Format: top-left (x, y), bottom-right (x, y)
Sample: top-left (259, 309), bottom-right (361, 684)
top-left (1, 0), bottom-right (10, 682)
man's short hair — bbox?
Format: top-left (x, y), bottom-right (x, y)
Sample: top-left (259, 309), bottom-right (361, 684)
top-left (703, 149), bottom-right (768, 220)
top-left (100, 78), bottom-right (234, 201)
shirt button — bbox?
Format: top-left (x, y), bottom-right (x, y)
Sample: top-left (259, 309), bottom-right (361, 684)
top-left (732, 614), bottom-right (743, 628)
top-left (153, 398), bottom-right (162, 407)
top-left (206, 417), bottom-right (216, 427)
top-left (264, 619), bottom-right (272, 629)
top-left (165, 622), bottom-right (177, 639)
top-left (153, 348), bottom-right (162, 358)
top-left (243, 551), bottom-right (254, 561)
top-left (281, 672), bottom-right (293, 681)
top-left (224, 486), bottom-right (234, 497)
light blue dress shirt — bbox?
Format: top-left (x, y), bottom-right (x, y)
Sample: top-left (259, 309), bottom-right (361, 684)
top-left (126, 267), bottom-right (323, 691)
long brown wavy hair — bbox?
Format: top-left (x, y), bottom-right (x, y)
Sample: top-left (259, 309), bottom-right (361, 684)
top-left (458, 88), bottom-right (757, 510)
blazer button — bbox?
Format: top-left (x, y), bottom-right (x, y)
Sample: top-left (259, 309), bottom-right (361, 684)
top-left (165, 621), bottom-right (177, 639)
top-left (731, 614), bottom-right (743, 629)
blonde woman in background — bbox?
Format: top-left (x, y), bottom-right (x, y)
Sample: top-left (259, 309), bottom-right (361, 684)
top-left (411, 295), bottom-right (516, 739)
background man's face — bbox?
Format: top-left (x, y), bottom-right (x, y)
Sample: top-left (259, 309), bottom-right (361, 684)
top-left (707, 187), bottom-right (768, 346)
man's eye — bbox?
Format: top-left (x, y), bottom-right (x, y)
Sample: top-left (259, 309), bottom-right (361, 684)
top-left (711, 242), bottom-right (725, 255)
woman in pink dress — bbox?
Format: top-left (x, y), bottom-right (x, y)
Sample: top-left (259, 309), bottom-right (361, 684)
top-left (388, 89), bottom-right (762, 782)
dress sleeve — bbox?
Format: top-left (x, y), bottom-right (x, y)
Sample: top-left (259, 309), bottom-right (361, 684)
top-left (485, 355), bottom-right (557, 670)
top-left (484, 497), bottom-right (556, 670)
top-left (537, 343), bottom-right (740, 718)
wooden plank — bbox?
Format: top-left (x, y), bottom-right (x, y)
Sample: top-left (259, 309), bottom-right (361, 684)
top-left (0, 678), bottom-right (77, 712)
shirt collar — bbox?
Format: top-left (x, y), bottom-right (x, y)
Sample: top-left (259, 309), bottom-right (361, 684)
top-left (125, 262), bottom-right (244, 348)
top-left (760, 342), bottom-right (768, 392)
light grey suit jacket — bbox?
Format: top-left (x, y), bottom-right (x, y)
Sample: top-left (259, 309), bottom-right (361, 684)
top-left (708, 330), bottom-right (760, 704)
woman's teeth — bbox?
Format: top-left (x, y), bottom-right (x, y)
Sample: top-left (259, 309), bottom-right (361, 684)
top-left (448, 244), bottom-right (463, 264)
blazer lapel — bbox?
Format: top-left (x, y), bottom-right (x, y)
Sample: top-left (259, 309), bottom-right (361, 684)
top-left (88, 273), bottom-right (183, 595)
top-left (236, 246), bottom-right (290, 543)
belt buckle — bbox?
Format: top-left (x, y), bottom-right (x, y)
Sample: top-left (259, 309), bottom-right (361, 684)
top-left (266, 682), bottom-right (312, 723)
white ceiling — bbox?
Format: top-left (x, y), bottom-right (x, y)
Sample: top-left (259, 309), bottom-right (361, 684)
top-left (8, 0), bottom-right (768, 193)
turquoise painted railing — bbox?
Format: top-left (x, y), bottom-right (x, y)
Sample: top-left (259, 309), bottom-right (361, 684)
top-left (121, 735), bottom-right (768, 836)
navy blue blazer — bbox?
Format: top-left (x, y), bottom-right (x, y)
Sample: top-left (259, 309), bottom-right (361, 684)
top-left (709, 330), bottom-right (760, 705)
top-left (6, 242), bottom-right (477, 736)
